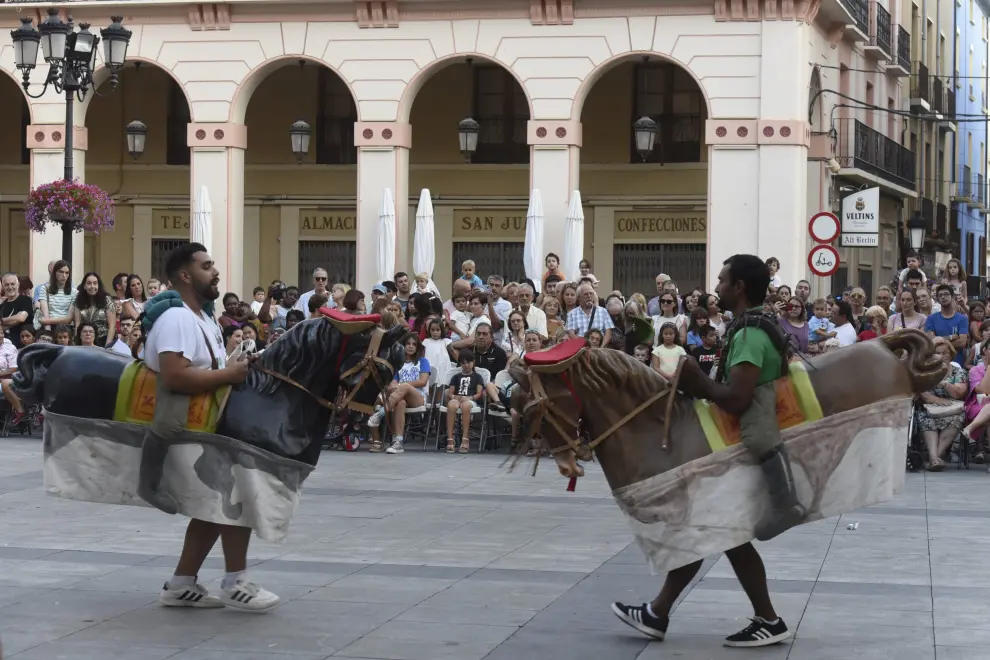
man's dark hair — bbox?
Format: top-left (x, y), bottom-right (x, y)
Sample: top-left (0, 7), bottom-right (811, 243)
top-left (393, 272), bottom-right (408, 281)
top-left (286, 310), bottom-right (305, 323)
top-left (722, 254), bottom-right (770, 306)
top-left (164, 242), bottom-right (208, 282)
top-left (113, 272), bottom-right (129, 292)
top-left (382, 280), bottom-right (397, 293)
top-left (308, 294), bottom-right (328, 313)
top-left (905, 268), bottom-right (924, 282)
top-left (700, 324), bottom-right (718, 337)
top-left (253, 287), bottom-right (264, 295)
top-left (935, 283), bottom-right (954, 298)
top-left (833, 300), bottom-right (852, 322)
top-left (545, 274), bottom-right (563, 285)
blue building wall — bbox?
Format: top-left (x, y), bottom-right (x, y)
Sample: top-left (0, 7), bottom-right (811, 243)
top-left (955, 0), bottom-right (989, 279)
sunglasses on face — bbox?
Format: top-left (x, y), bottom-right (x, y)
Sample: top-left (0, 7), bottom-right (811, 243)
top-left (662, 299), bottom-right (675, 305)
top-left (314, 277), bottom-right (327, 282)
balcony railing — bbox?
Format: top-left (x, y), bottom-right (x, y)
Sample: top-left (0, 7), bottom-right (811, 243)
top-left (978, 173), bottom-right (987, 209)
top-left (871, 2), bottom-right (892, 54)
top-left (836, 118), bottom-right (916, 191)
top-left (950, 207), bottom-right (961, 247)
top-left (954, 165), bottom-right (974, 202)
top-left (937, 202), bottom-right (948, 236)
top-left (896, 26), bottom-right (911, 70)
top-left (842, 0), bottom-right (870, 36)
top-left (932, 76), bottom-right (944, 114)
top-left (911, 61), bottom-right (929, 103)
top-left (948, 84), bottom-right (957, 118)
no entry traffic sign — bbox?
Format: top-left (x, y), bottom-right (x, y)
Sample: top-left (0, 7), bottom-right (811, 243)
top-left (808, 212), bottom-right (840, 244)
top-left (808, 244), bottom-right (840, 277)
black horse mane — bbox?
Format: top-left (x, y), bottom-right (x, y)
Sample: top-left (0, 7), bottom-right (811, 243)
top-left (247, 318), bottom-right (341, 397)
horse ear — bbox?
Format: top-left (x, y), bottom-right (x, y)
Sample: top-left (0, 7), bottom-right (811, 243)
top-left (509, 361), bottom-right (531, 393)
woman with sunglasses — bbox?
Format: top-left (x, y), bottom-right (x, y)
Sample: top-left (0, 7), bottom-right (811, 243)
top-left (650, 293), bottom-right (687, 346)
top-left (777, 296), bottom-right (808, 354)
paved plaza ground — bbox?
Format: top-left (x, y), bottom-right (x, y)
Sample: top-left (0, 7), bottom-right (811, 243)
top-left (0, 435), bottom-right (987, 660)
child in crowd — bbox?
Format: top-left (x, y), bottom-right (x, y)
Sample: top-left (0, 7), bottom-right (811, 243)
top-left (415, 272), bottom-right (432, 295)
top-left (651, 322), bottom-right (686, 379)
top-left (423, 318), bottom-right (455, 386)
top-left (250, 287), bottom-right (266, 314)
top-left (285, 310), bottom-right (305, 330)
top-left (940, 258), bottom-right (968, 300)
top-left (585, 328), bottom-right (604, 348)
top-left (807, 298), bottom-right (836, 351)
top-left (685, 307), bottom-right (710, 348)
top-left (445, 349), bottom-right (484, 454)
top-left (18, 327), bottom-right (36, 348)
top-left (54, 325), bottom-right (72, 346)
top-left (766, 257), bottom-right (781, 292)
top-left (445, 291), bottom-right (471, 340)
top-left (460, 259), bottom-right (485, 288)
top-left (633, 343), bottom-right (652, 366)
top-left (146, 278), bottom-right (163, 298)
top-left (689, 325), bottom-right (720, 377)
top-left (308, 294), bottom-right (328, 319)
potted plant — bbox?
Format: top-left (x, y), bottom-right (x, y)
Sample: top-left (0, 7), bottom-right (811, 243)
top-left (24, 179), bottom-right (115, 263)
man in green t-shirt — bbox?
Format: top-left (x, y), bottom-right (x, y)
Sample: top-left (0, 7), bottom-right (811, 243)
top-left (610, 254), bottom-right (801, 649)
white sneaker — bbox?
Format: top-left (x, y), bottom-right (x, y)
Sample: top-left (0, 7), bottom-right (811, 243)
top-left (219, 580), bottom-right (281, 612)
top-left (385, 439), bottom-right (405, 454)
top-left (159, 581), bottom-right (224, 608)
top-left (367, 406), bottom-right (386, 428)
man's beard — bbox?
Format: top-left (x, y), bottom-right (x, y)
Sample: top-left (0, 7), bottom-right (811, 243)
top-left (193, 277), bottom-right (220, 301)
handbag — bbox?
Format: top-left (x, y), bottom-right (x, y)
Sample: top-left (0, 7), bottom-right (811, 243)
top-left (33, 288), bottom-right (50, 331)
top-left (924, 401), bottom-right (964, 418)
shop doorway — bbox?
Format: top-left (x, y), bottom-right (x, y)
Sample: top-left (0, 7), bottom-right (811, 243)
top-left (452, 242), bottom-right (526, 285)
top-left (612, 244), bottom-right (705, 295)
top-left (151, 239), bottom-right (189, 282)
top-left (298, 240), bottom-right (356, 288)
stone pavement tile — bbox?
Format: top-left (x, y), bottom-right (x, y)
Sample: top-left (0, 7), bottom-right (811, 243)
top-left (7, 642), bottom-right (182, 659)
top-left (591, 561), bottom-right (653, 576)
top-left (666, 615), bottom-right (759, 637)
top-left (68, 566), bottom-right (221, 593)
top-left (277, 600), bottom-right (409, 623)
top-left (0, 585), bottom-right (38, 608)
top-left (194, 605), bottom-right (379, 656)
top-left (937, 647), bottom-right (990, 660)
top-left (837, 512), bottom-right (931, 539)
top-left (0, 545), bottom-right (60, 560)
top-left (674, 591), bottom-right (812, 620)
top-left (172, 652), bottom-right (331, 660)
top-left (258, 559), bottom-right (366, 575)
top-left (56, 606), bottom-right (248, 648)
top-left (811, 581), bottom-right (932, 598)
top-left (796, 618), bottom-right (933, 644)
top-left (356, 564), bottom-right (477, 580)
top-left (785, 517), bottom-right (840, 535)
top-left (788, 638), bottom-right (935, 660)
top-left (395, 604), bottom-right (538, 627)
top-left (300, 574), bottom-right (456, 605)
top-left (363, 620), bottom-right (518, 645)
top-left (418, 578), bottom-right (572, 611)
top-left (705, 554), bottom-right (826, 582)
top-left (807, 590), bottom-right (932, 613)
top-left (817, 551), bottom-right (931, 586)
top-left (635, 634), bottom-right (790, 660)
top-left (334, 635), bottom-right (502, 660)
top-left (933, 596), bottom-right (990, 630)
top-left (929, 567), bottom-right (990, 589)
top-left (465, 568), bottom-right (585, 585)
top-left (935, 628), bottom-right (990, 647)
top-left (0, 561), bottom-right (131, 589)
top-left (482, 627), bottom-right (649, 660)
top-left (0, 588), bottom-right (156, 623)
top-left (694, 577), bottom-right (815, 594)
top-left (800, 601), bottom-right (933, 629)
top-left (42, 550), bottom-right (155, 565)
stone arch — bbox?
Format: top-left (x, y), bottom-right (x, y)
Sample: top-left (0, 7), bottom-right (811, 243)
top-left (395, 53), bottom-right (534, 124)
top-left (79, 57), bottom-right (193, 124)
top-left (569, 51), bottom-right (714, 122)
top-left (0, 67), bottom-right (34, 123)
top-left (229, 55), bottom-right (357, 125)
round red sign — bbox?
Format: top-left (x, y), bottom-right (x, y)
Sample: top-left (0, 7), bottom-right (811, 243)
top-left (808, 212), bottom-right (840, 244)
top-left (808, 244), bottom-right (840, 277)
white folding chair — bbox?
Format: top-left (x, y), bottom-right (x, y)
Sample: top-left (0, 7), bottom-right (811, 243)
top-left (435, 366), bottom-right (491, 452)
top-left (482, 370), bottom-right (514, 452)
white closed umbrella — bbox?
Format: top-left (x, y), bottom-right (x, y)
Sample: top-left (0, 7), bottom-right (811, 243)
top-left (413, 188), bottom-right (440, 296)
top-left (563, 190), bottom-right (584, 282)
top-left (192, 185), bottom-right (212, 254)
top-left (377, 188), bottom-right (396, 285)
top-left (523, 189), bottom-right (545, 293)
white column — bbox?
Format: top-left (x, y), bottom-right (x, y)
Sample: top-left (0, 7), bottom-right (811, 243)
top-left (243, 204), bottom-right (261, 293)
top-left (528, 121), bottom-right (582, 277)
top-left (355, 122), bottom-right (411, 293)
top-left (133, 205), bottom-right (153, 279)
top-left (707, 141), bottom-right (760, 291)
top-left (27, 124), bottom-right (87, 285)
top-left (279, 205), bottom-right (300, 286)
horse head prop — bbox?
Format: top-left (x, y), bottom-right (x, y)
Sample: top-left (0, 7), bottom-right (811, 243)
top-left (511, 331), bottom-right (946, 492)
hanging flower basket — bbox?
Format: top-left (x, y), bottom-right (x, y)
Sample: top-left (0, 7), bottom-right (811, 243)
top-left (24, 179), bottom-right (115, 234)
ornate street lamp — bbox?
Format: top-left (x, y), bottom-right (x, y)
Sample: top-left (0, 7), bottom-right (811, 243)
top-left (289, 120), bottom-right (312, 163)
top-left (458, 117), bottom-right (480, 163)
top-left (907, 212), bottom-right (927, 251)
top-left (633, 116), bottom-right (658, 162)
top-left (125, 120), bottom-right (147, 161)
top-left (10, 9), bottom-right (132, 264)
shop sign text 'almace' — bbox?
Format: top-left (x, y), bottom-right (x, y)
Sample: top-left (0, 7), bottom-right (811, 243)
top-left (299, 210), bottom-right (357, 239)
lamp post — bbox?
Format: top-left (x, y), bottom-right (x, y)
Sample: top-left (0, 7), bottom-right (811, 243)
top-left (907, 211), bottom-right (927, 252)
top-left (125, 120), bottom-right (147, 161)
top-left (633, 116), bottom-right (658, 162)
top-left (10, 9), bottom-right (131, 265)
top-left (458, 117), bottom-right (480, 163)
top-left (289, 120), bottom-right (312, 163)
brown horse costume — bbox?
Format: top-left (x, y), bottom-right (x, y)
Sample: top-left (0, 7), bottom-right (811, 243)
top-left (510, 330), bottom-right (944, 573)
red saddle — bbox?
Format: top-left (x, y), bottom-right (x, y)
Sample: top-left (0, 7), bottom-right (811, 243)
top-left (320, 307), bottom-right (381, 324)
top-left (524, 338), bottom-right (587, 367)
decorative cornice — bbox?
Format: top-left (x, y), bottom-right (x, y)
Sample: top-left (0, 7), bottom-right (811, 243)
top-left (187, 123), bottom-right (247, 149)
top-left (706, 119), bottom-right (810, 146)
top-left (354, 122), bottom-right (411, 148)
top-left (189, 3), bottom-right (231, 31)
top-left (356, 1), bottom-right (400, 28)
top-left (527, 120), bottom-right (582, 147)
top-left (26, 124), bottom-right (87, 151)
top-left (531, 0), bottom-right (574, 25)
top-left (706, 119), bottom-right (758, 145)
top-left (714, 0), bottom-right (819, 23)
top-left (757, 119), bottom-right (811, 146)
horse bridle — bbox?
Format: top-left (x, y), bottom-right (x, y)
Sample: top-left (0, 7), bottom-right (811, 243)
top-left (521, 355), bottom-right (683, 460)
top-left (250, 325), bottom-right (394, 416)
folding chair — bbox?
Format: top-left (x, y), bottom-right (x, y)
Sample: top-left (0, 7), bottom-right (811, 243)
top-left (435, 366), bottom-right (490, 452)
top-left (482, 370), bottom-right (515, 452)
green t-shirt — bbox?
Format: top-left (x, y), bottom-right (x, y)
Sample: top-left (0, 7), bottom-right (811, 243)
top-left (725, 323), bottom-right (782, 387)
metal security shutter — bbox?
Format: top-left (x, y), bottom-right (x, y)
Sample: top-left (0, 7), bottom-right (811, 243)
top-left (452, 242), bottom-right (526, 284)
top-left (298, 241), bottom-right (356, 289)
top-left (612, 244), bottom-right (705, 296)
top-left (151, 239), bottom-right (189, 283)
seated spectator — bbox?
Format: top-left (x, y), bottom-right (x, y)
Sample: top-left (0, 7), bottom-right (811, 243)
top-left (444, 349), bottom-right (484, 453)
top-left (585, 328), bottom-right (604, 348)
top-left (341, 289), bottom-right (366, 314)
top-left (18, 327), bottom-right (36, 348)
top-left (0, 333), bottom-right (26, 427)
top-left (76, 322), bottom-right (98, 347)
top-left (107, 314), bottom-right (137, 356)
top-left (453, 323), bottom-right (507, 407)
top-left (37, 330), bottom-right (53, 344)
top-left (965, 320), bottom-right (990, 369)
top-left (887, 289), bottom-right (926, 332)
top-left (501, 310), bottom-right (528, 358)
top-left (369, 332), bottom-right (430, 455)
top-left (962, 341), bottom-right (990, 460)
top-left (370, 283), bottom-right (390, 305)
top-left (566, 282), bottom-right (614, 345)
top-left (54, 325), bottom-right (72, 346)
top-left (241, 323), bottom-right (264, 352)
top-left (689, 325), bottom-right (720, 377)
top-left (917, 337), bottom-right (967, 470)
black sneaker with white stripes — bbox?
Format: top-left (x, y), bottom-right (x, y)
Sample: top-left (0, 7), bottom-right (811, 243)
top-left (723, 616), bottom-right (791, 647)
top-left (610, 602), bottom-right (667, 640)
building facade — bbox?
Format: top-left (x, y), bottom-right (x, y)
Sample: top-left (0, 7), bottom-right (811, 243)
top-left (0, 0), bottom-right (945, 298)
top-left (953, 0), bottom-right (990, 288)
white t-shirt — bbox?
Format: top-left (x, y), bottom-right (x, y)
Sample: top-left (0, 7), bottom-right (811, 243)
top-left (250, 300), bottom-right (264, 315)
top-left (145, 305), bottom-right (226, 373)
top-left (834, 322), bottom-right (857, 347)
top-left (107, 338), bottom-right (132, 357)
top-left (295, 289), bottom-right (335, 314)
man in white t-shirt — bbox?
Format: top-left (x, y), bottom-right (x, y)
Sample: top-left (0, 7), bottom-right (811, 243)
top-left (107, 314), bottom-right (137, 357)
top-left (295, 268), bottom-right (331, 314)
top-left (830, 300), bottom-right (858, 347)
top-left (144, 242), bottom-right (279, 613)
top-left (516, 283), bottom-right (548, 339)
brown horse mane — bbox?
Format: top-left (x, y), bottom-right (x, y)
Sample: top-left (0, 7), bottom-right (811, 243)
top-left (564, 347), bottom-right (672, 404)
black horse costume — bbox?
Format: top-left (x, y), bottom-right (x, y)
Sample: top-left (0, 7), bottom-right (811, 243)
top-left (12, 309), bottom-right (405, 540)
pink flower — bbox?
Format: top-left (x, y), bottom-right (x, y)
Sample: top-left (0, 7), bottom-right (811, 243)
top-left (24, 179), bottom-right (115, 234)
